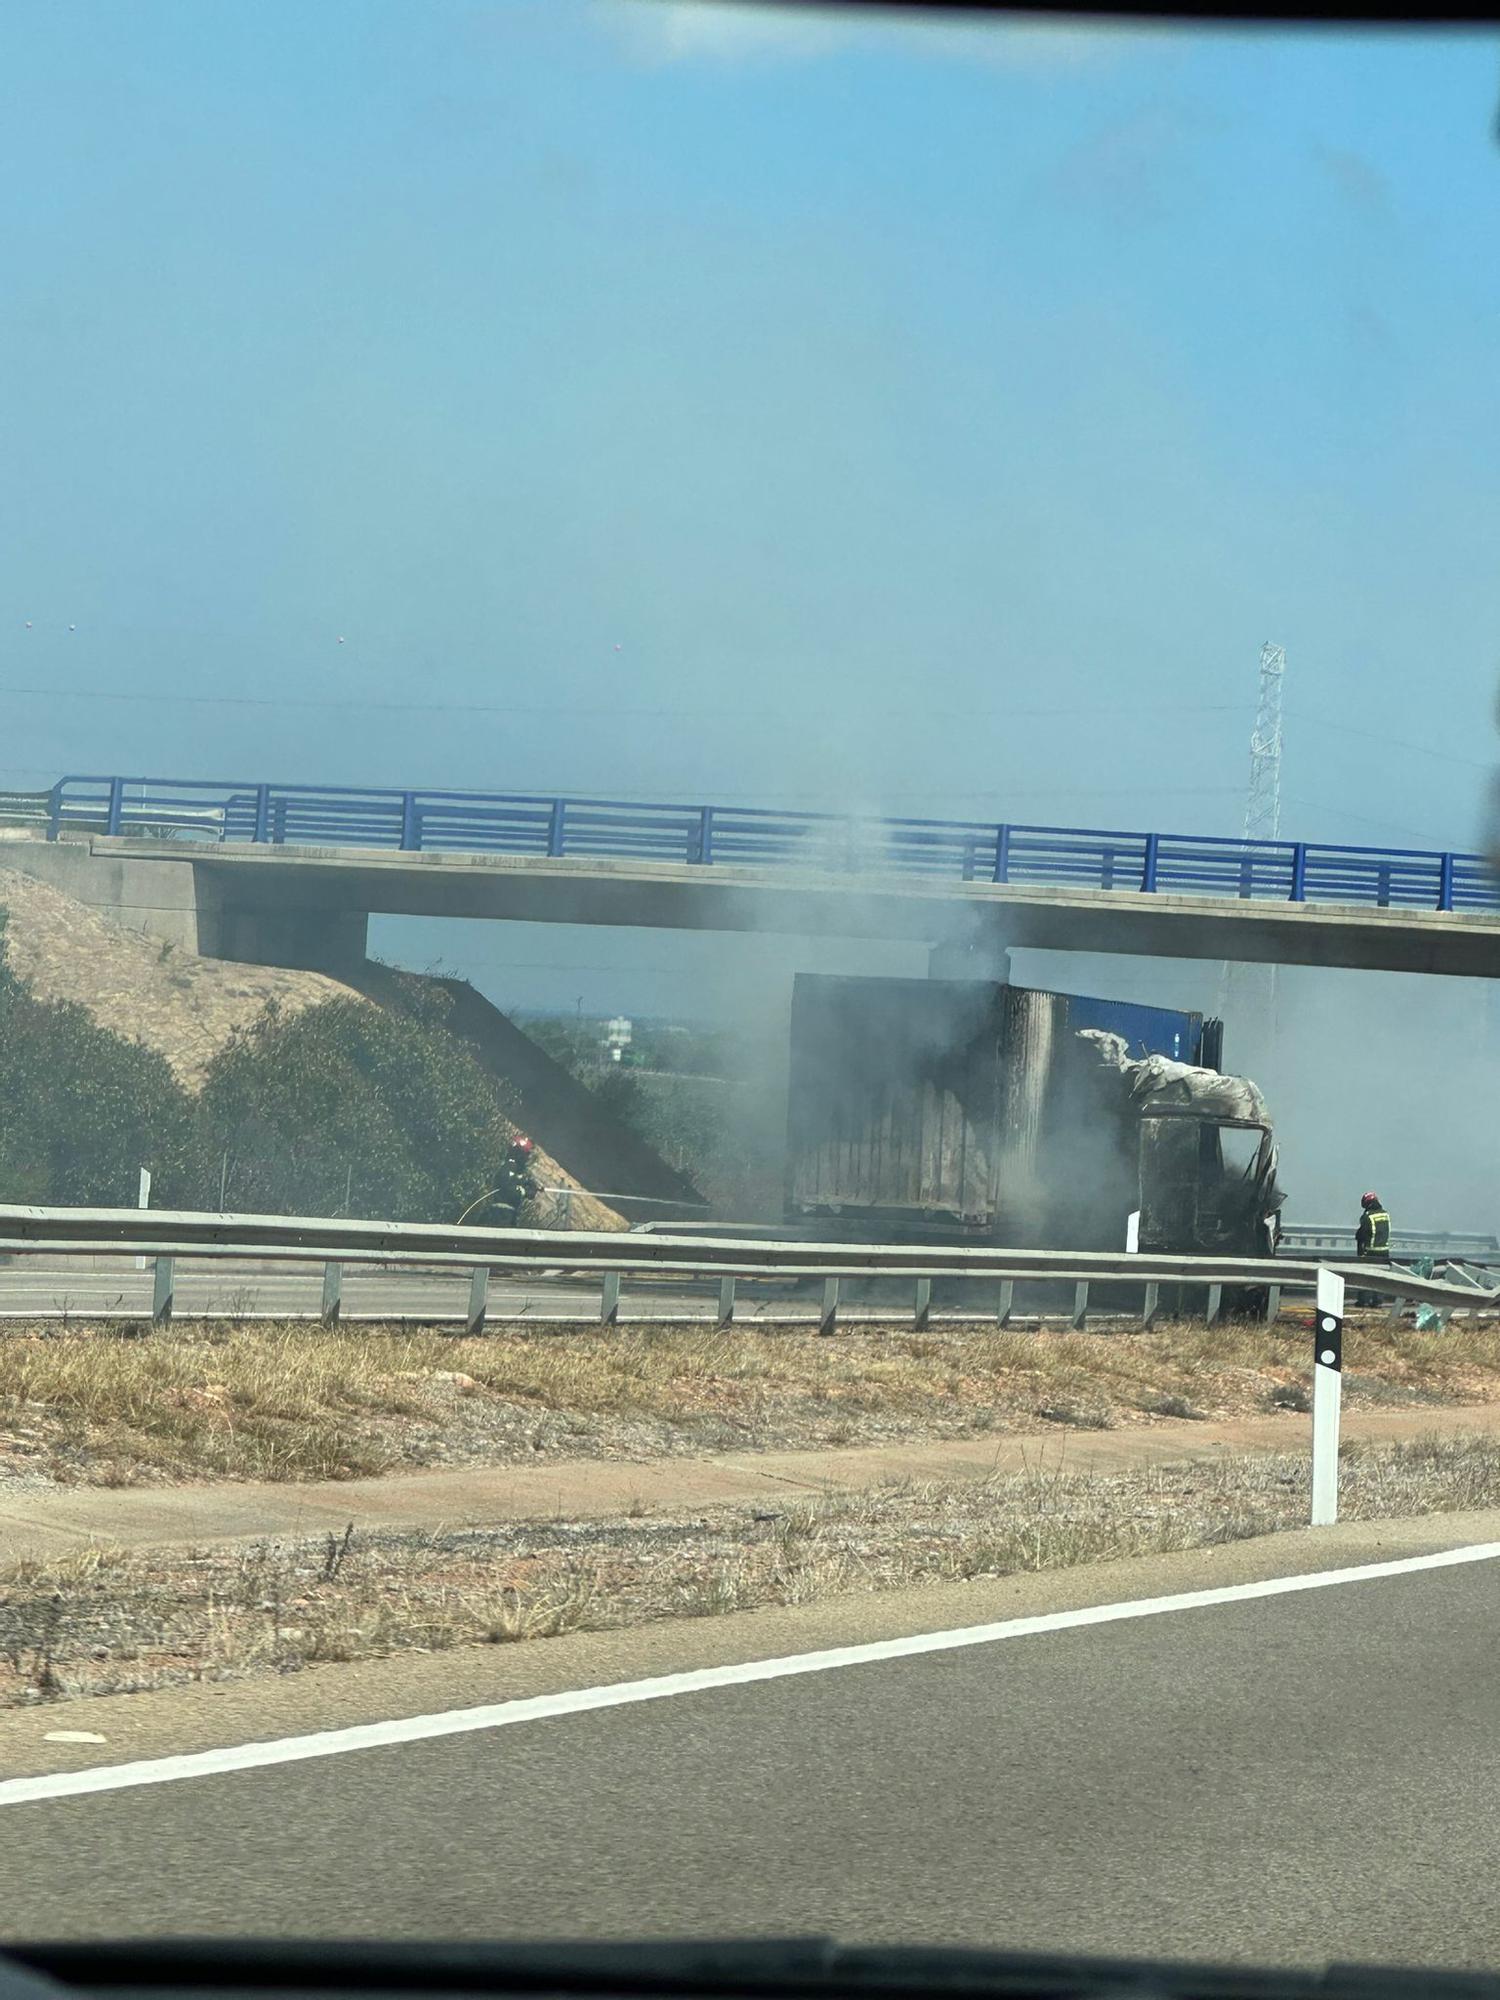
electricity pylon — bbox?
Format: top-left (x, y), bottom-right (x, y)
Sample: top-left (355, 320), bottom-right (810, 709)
top-left (1215, 644), bottom-right (1285, 1065)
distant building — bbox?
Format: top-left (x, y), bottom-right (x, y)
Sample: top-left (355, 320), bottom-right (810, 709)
top-left (604, 1016), bottom-right (633, 1064)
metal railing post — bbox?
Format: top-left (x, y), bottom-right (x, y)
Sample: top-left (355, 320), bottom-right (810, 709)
top-left (600, 1270), bottom-right (621, 1326)
top-left (693, 807), bottom-right (714, 865)
top-left (820, 1277), bottom-right (839, 1335)
top-left (993, 825), bottom-right (1011, 883)
top-left (46, 786), bottom-right (62, 842)
top-left (716, 1275), bottom-right (735, 1326)
top-left (467, 1266), bottom-right (489, 1335)
top-left (1263, 1283), bottom-right (1281, 1325)
top-left (1311, 1267), bottom-right (1344, 1526)
top-left (106, 776), bottom-right (125, 837)
top-left (1141, 1281), bottom-right (1160, 1328)
top-left (547, 799), bottom-right (566, 857)
top-left (1290, 843), bottom-right (1308, 902)
top-left (997, 1278), bottom-right (1014, 1327)
top-left (1439, 853), bottom-right (1455, 912)
top-left (321, 1261), bottom-right (342, 1326)
top-left (151, 1255), bottom-right (174, 1327)
top-left (1141, 832), bottom-right (1160, 893)
top-left (399, 794), bottom-right (420, 851)
top-left (252, 784), bottom-right (271, 844)
top-left (1205, 1282), bottom-right (1223, 1327)
top-left (1071, 1280), bottom-right (1089, 1329)
top-left (914, 1277), bottom-right (931, 1331)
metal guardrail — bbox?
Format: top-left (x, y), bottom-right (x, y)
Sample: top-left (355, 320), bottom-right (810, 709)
top-left (0, 789), bottom-right (57, 828)
top-left (0, 1206), bottom-right (1491, 1332)
top-left (41, 776), bottom-right (1500, 915)
top-left (1280, 1224), bottom-right (1500, 1259)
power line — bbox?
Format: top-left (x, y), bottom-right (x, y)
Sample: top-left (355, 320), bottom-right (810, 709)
top-left (14, 667), bottom-right (1488, 774)
top-left (1281, 794), bottom-right (1450, 847)
top-left (0, 680), bottom-right (1250, 723)
top-left (1288, 709), bottom-right (1493, 773)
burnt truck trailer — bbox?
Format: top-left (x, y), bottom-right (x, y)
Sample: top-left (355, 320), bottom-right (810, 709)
top-left (785, 975), bottom-right (1282, 1257)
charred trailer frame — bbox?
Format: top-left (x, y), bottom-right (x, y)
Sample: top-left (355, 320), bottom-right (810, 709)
top-left (788, 976), bottom-right (1221, 1245)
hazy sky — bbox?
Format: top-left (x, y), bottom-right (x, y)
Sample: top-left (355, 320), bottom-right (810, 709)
top-left (3, 1), bottom-right (1499, 1221)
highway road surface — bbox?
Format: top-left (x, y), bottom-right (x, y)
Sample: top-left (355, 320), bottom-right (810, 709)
top-left (0, 1264), bottom-right (1126, 1326)
top-left (0, 1262), bottom-right (806, 1324)
top-left (3, 1515), bottom-right (1500, 1965)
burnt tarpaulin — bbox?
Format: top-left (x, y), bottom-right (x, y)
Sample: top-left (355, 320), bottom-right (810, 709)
top-left (1077, 1029), bottom-right (1270, 1123)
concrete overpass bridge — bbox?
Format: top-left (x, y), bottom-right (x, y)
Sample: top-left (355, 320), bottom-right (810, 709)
top-left (5, 772), bottom-right (1498, 980)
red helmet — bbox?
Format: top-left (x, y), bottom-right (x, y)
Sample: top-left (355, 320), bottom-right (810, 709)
top-left (1361, 1191), bottom-right (1381, 1208)
top-left (510, 1135), bottom-right (535, 1156)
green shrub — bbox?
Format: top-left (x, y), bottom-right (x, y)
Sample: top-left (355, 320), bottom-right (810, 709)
top-left (0, 959), bottom-right (202, 1206)
top-left (197, 995), bottom-right (520, 1220)
top-left (0, 912), bottom-right (521, 1220)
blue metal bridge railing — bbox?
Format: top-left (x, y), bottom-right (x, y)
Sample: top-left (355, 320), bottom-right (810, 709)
top-left (41, 775), bottom-right (1500, 915)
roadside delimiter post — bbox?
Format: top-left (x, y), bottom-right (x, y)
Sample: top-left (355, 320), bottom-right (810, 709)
top-left (1311, 1266), bottom-right (1344, 1526)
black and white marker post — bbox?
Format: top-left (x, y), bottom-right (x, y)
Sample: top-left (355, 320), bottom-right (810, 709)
top-left (1312, 1265), bottom-right (1345, 1527)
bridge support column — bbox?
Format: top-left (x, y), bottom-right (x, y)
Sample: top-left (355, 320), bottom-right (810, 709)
top-left (212, 904), bottom-right (370, 977)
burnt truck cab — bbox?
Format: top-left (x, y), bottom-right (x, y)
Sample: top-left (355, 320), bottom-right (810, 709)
top-left (1083, 1028), bottom-right (1285, 1261)
top-left (1136, 1107), bottom-right (1283, 1258)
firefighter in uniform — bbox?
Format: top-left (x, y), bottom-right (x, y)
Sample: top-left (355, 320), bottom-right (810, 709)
top-left (1355, 1191), bottom-right (1391, 1306)
top-left (1356, 1191), bottom-right (1391, 1262)
top-left (494, 1135), bottom-right (538, 1225)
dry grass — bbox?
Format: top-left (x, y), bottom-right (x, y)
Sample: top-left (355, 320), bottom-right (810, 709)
top-left (1, 1314), bottom-right (1496, 1488)
top-left (4, 1432), bottom-right (1498, 1708)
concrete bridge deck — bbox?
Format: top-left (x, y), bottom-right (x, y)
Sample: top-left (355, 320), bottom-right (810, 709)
top-left (6, 833), bottom-right (1498, 979)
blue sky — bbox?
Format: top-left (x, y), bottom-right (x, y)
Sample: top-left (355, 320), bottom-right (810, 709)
top-left (3, 1), bottom-right (1499, 1216)
top-left (4, 2), bottom-right (1497, 837)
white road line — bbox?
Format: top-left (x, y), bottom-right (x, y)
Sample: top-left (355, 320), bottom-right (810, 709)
top-left (4, 1538), bottom-right (1498, 1809)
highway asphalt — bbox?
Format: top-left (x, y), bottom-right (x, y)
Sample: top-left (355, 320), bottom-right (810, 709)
top-left (0, 1265), bottom-right (1120, 1326)
top-left (3, 1518), bottom-right (1500, 1966)
top-left (0, 1264), bottom-right (774, 1323)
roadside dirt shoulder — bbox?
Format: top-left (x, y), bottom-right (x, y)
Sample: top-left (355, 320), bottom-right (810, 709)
top-left (4, 1399), bottom-right (1500, 1563)
top-left (3, 1428), bottom-right (1498, 1714)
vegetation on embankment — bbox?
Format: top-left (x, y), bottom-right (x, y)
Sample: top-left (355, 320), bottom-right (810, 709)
top-left (0, 938), bottom-right (524, 1220)
top-left (5, 1432), bottom-right (1499, 1707)
top-left (1, 1315), bottom-right (1496, 1489)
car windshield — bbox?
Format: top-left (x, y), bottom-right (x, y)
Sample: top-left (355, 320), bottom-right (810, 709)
top-left (3, 0), bottom-right (1500, 1976)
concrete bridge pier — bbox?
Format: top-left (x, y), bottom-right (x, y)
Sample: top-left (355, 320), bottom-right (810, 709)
top-left (0, 838), bottom-right (369, 978)
top-left (211, 901), bottom-right (370, 976)
top-left (0, 837), bottom-right (210, 952)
